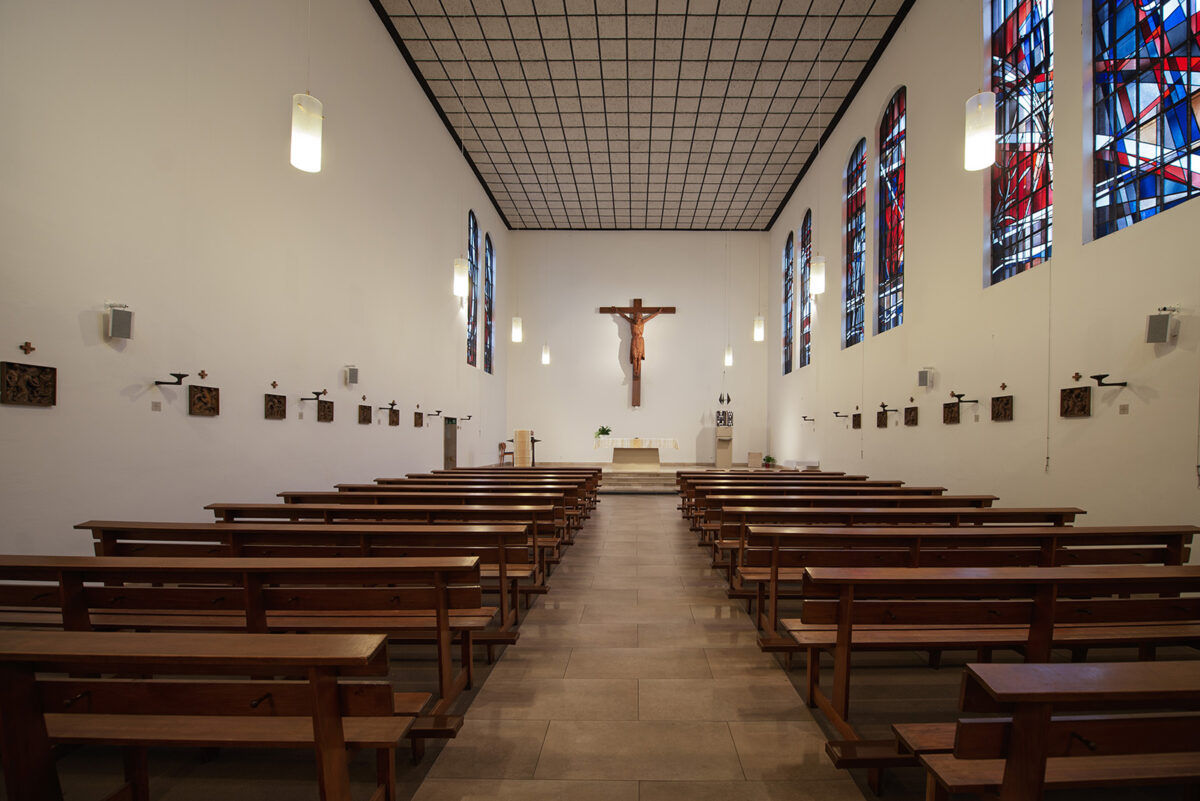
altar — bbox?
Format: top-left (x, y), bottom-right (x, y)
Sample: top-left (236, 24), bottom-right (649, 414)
top-left (594, 436), bottom-right (679, 470)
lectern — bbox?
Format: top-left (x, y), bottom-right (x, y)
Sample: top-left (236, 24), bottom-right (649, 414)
top-left (715, 425), bottom-right (733, 468)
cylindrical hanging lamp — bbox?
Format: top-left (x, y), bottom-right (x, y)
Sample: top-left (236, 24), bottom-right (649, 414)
top-left (290, 94), bottom-right (323, 173)
top-left (452, 258), bottom-right (469, 297)
top-left (724, 345), bottom-right (734, 367)
top-left (964, 92), bottom-right (996, 171)
top-left (810, 255), bottom-right (826, 295)
top-left (541, 344), bottom-right (550, 365)
top-left (753, 315), bottom-right (765, 342)
top-left (511, 316), bottom-right (523, 342)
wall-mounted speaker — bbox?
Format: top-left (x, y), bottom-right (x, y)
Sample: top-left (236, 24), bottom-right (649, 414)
top-left (917, 369), bottom-right (933, 387)
top-left (345, 366), bottom-right (359, 385)
top-left (1146, 313), bottom-right (1178, 344)
top-left (107, 308), bottom-right (133, 339)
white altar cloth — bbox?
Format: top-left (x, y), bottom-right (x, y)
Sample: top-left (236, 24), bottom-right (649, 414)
top-left (594, 437), bottom-right (679, 449)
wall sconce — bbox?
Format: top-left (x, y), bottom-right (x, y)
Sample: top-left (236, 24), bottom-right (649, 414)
top-left (880, 402), bottom-right (900, 415)
top-left (461, 414), bottom-right (473, 421)
top-left (378, 400), bottom-right (398, 411)
top-left (1091, 373), bottom-right (1128, 388)
top-left (833, 411), bottom-right (848, 419)
top-left (810, 255), bottom-right (826, 295)
top-left (964, 91), bottom-right (996, 171)
top-left (949, 392), bottom-right (979, 405)
top-left (752, 315), bottom-right (765, 342)
top-left (453, 258), bottom-right (469, 298)
top-left (801, 415), bottom-right (814, 422)
top-left (154, 373), bottom-right (188, 386)
top-left (511, 316), bottom-right (523, 342)
top-left (427, 409), bottom-right (443, 418)
top-left (299, 390), bottom-right (328, 402)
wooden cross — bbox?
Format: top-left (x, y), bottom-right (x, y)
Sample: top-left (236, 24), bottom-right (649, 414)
top-left (598, 298), bottom-right (676, 407)
top-left (18, 342), bottom-right (34, 355)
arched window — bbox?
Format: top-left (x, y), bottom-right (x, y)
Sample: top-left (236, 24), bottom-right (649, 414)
top-left (782, 232), bottom-right (795, 375)
top-left (844, 138), bottom-right (867, 348)
top-left (991, 0), bottom-right (1053, 284)
top-left (799, 210), bottom-right (813, 368)
top-left (878, 88), bottom-right (905, 333)
top-left (483, 234), bottom-right (495, 375)
top-left (466, 211), bottom-right (479, 366)
top-left (1094, 0), bottom-right (1200, 237)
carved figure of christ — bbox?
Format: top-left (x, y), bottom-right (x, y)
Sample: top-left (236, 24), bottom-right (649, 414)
top-left (598, 298), bottom-right (676, 407)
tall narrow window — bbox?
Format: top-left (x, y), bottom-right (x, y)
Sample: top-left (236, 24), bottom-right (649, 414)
top-left (466, 211), bottom-right (479, 366)
top-left (878, 88), bottom-right (906, 333)
top-left (782, 232), bottom-right (795, 375)
top-left (799, 210), bottom-right (813, 368)
top-left (991, 0), bottom-right (1054, 284)
top-left (1094, 0), bottom-right (1200, 237)
top-left (483, 234), bottom-right (495, 374)
top-left (844, 138), bottom-right (867, 348)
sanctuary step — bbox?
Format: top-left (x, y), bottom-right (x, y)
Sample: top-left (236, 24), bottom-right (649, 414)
top-left (598, 470), bottom-right (677, 495)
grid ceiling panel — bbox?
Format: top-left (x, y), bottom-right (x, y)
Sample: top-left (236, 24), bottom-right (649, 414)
top-left (375, 0), bottom-right (911, 229)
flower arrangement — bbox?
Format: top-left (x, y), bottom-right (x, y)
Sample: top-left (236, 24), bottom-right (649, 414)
top-left (594, 425), bottom-right (612, 438)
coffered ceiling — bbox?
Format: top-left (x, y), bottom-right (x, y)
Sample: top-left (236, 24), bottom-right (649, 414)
top-left (371, 0), bottom-right (913, 230)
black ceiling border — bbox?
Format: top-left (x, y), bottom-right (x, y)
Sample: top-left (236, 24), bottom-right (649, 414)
top-left (366, 0), bottom-right (514, 230)
top-left (764, 0), bottom-right (917, 232)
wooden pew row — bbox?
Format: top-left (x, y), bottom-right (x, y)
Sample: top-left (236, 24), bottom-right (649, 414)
top-left (0, 555), bottom-right (490, 723)
top-left (79, 520), bottom-right (535, 642)
top-left (676, 470), bottom-right (870, 494)
top-left (913, 662), bottom-right (1200, 800)
top-left (336, 482), bottom-right (590, 527)
top-left (204, 502), bottom-right (563, 569)
top-left (277, 490), bottom-right (579, 544)
top-left (401, 469), bottom-right (602, 507)
top-left (742, 524), bottom-right (1197, 645)
top-left (380, 474), bottom-right (597, 514)
top-left (0, 630), bottom-right (402, 801)
top-left (680, 481), bottom-right (936, 527)
top-left (783, 565), bottom-right (1200, 779)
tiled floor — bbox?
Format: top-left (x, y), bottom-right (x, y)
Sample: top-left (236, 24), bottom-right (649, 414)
top-left (412, 494), bottom-right (869, 801)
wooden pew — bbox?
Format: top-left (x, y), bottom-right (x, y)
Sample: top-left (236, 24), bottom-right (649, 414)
top-left (205, 502), bottom-right (564, 567)
top-left (406, 469), bottom-right (602, 507)
top-left (920, 661), bottom-right (1200, 800)
top-left (0, 630), bottom-right (402, 801)
top-left (336, 481), bottom-right (590, 523)
top-left (0, 555), bottom-right (491, 719)
top-left (680, 481), bottom-right (935, 525)
top-left (79, 519), bottom-right (536, 640)
top-left (742, 524), bottom-right (1196, 643)
top-left (784, 564), bottom-right (1200, 777)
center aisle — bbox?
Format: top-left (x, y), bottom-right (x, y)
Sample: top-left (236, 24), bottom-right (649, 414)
top-left (412, 494), bottom-right (868, 800)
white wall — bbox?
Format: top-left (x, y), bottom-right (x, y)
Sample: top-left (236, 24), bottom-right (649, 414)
top-left (767, 0), bottom-right (1200, 527)
top-left (0, 0), bottom-right (508, 554)
top-left (508, 231), bottom-right (769, 464)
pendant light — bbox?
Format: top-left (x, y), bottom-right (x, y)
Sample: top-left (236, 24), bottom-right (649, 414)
top-left (964, 91), bottom-right (996, 171)
top-left (810, 254), bottom-right (826, 296)
top-left (511, 316), bottom-right (523, 342)
top-left (753, 316), bottom-right (765, 342)
top-left (290, 0), bottom-right (322, 173)
top-left (724, 345), bottom-right (734, 367)
top-left (541, 344), bottom-right (550, 365)
top-left (453, 258), bottom-right (469, 298)
top-left (753, 237), bottom-right (765, 341)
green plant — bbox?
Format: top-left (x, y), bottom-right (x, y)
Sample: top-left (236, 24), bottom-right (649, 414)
top-left (762, 455), bottom-right (776, 466)
top-left (594, 425), bottom-right (612, 438)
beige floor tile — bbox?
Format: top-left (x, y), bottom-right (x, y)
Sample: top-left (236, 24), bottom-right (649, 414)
top-left (638, 779), bottom-right (867, 800)
top-left (580, 602), bottom-right (697, 625)
top-left (468, 678), bottom-right (637, 720)
top-left (639, 623), bottom-right (762, 649)
top-left (519, 606), bottom-right (586, 625)
top-left (565, 647), bottom-right (713, 678)
top-left (727, 721), bottom-right (845, 781)
top-left (591, 575), bottom-right (686, 589)
top-left (639, 586), bottom-right (732, 603)
top-left (511, 622), bottom-right (639, 648)
top-left (427, 719), bottom-right (549, 779)
top-left (705, 648), bottom-right (792, 678)
top-left (413, 779), bottom-right (639, 801)
top-left (533, 721), bottom-right (745, 780)
top-left (638, 677), bottom-right (810, 721)
top-left (484, 646), bottom-right (573, 680)
top-left (540, 588), bottom-right (640, 607)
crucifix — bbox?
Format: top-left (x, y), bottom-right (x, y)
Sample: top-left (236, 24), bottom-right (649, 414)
top-left (598, 298), bottom-right (676, 407)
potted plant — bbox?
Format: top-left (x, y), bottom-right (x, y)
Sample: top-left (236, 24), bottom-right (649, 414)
top-left (595, 425), bottom-right (612, 438)
top-left (762, 455), bottom-right (777, 469)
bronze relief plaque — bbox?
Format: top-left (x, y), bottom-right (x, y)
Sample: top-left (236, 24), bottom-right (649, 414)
top-left (1060, 386), bottom-right (1091, 418)
top-left (358, 404), bottom-right (372, 425)
top-left (413, 411), bottom-right (423, 427)
top-left (904, 406), bottom-right (918, 426)
top-left (943, 402), bottom-right (960, 424)
top-left (991, 395), bottom-right (1014, 422)
top-left (188, 385), bottom-right (219, 417)
top-left (1, 362), bottom-right (56, 406)
top-left (317, 399), bottom-right (334, 422)
top-left (264, 393), bottom-right (286, 420)
top-left (876, 410), bottom-right (888, 428)
top-left (389, 409), bottom-right (400, 426)
top-left (851, 413), bottom-right (861, 429)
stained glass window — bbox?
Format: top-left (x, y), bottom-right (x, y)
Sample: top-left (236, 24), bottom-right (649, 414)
top-left (1094, 0), bottom-right (1200, 237)
top-left (878, 88), bottom-right (906, 333)
top-left (844, 138), bottom-right (867, 348)
top-left (466, 211), bottom-right (479, 367)
top-left (782, 232), bottom-right (795, 375)
top-left (483, 234), bottom-right (495, 375)
top-left (991, 0), bottom-right (1054, 284)
top-left (799, 210), bottom-right (813, 368)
